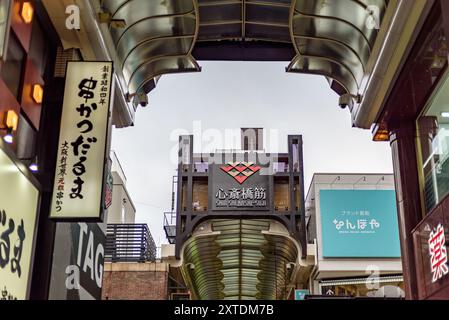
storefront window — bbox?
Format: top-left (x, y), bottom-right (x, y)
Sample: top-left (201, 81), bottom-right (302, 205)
top-left (193, 178), bottom-right (208, 212)
top-left (418, 72), bottom-right (449, 212)
top-left (320, 277), bottom-right (404, 298)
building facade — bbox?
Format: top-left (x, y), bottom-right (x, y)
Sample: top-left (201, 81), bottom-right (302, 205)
top-left (357, 0), bottom-right (449, 300)
top-left (305, 174), bottom-right (404, 298)
top-left (0, 0), bottom-right (448, 300)
top-left (161, 131), bottom-right (314, 300)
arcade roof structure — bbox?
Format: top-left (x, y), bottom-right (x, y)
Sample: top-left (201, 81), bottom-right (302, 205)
top-left (102, 0), bottom-right (388, 102)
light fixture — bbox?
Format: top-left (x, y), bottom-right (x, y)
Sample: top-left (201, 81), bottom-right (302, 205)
top-left (29, 162), bottom-right (38, 172)
top-left (18, 156), bottom-right (39, 172)
top-left (29, 156), bottom-right (38, 172)
top-left (32, 84), bottom-right (43, 104)
top-left (1, 110), bottom-right (18, 144)
top-left (372, 123), bottom-right (390, 142)
top-left (3, 127), bottom-right (13, 144)
top-left (441, 112), bottom-right (449, 118)
top-left (20, 2), bottom-right (34, 24)
top-left (4, 110), bottom-right (18, 131)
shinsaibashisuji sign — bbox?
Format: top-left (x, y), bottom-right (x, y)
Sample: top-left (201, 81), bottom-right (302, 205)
top-left (50, 61), bottom-right (113, 220)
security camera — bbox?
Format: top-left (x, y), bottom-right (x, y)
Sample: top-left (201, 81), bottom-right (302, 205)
top-left (286, 262), bottom-right (296, 270)
top-left (339, 93), bottom-right (362, 110)
top-left (135, 91), bottom-right (148, 107)
top-left (128, 91), bottom-right (149, 108)
top-left (338, 94), bottom-right (354, 109)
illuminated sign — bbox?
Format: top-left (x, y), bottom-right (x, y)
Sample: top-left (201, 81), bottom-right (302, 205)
top-left (0, 145), bottom-right (39, 300)
top-left (0, 0), bottom-right (12, 61)
top-left (50, 61), bottom-right (113, 220)
top-left (428, 224), bottom-right (449, 283)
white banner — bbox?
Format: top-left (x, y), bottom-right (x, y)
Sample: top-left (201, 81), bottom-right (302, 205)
top-left (0, 147), bottom-right (39, 300)
top-left (50, 61), bottom-right (113, 220)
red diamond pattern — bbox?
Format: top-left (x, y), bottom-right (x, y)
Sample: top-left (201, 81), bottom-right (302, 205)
top-left (220, 162), bottom-right (261, 184)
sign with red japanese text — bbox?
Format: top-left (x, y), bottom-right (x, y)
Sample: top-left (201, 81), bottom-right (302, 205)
top-left (50, 61), bottom-right (113, 220)
top-left (0, 146), bottom-right (39, 300)
top-left (428, 224), bottom-right (449, 283)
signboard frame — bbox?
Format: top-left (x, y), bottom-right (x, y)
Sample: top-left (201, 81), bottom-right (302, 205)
top-left (49, 61), bottom-right (114, 222)
top-left (210, 162), bottom-right (270, 212)
top-left (0, 139), bottom-right (41, 300)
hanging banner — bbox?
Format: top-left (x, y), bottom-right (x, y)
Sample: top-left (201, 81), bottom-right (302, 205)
top-left (0, 144), bottom-right (40, 300)
top-left (50, 61), bottom-right (113, 220)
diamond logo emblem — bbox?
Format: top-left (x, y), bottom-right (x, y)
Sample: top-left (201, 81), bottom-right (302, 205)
top-left (220, 162), bottom-right (261, 184)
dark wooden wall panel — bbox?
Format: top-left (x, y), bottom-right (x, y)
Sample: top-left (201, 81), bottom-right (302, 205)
top-left (20, 58), bottom-right (43, 129)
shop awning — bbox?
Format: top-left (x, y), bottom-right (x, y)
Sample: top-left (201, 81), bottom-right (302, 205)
top-left (180, 219), bottom-right (300, 300)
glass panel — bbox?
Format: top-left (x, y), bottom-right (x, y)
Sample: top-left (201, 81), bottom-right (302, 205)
top-left (274, 178), bottom-right (289, 212)
top-left (193, 178), bottom-right (208, 211)
top-left (0, 32), bottom-right (25, 99)
top-left (418, 73), bottom-right (449, 212)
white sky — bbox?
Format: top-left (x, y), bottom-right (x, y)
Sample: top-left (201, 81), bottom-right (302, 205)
top-left (111, 61), bottom-right (393, 248)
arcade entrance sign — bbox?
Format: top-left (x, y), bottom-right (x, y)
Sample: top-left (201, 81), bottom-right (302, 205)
top-left (212, 162), bottom-right (269, 211)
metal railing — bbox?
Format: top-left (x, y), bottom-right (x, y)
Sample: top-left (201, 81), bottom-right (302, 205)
top-left (164, 212), bottom-right (177, 244)
top-left (105, 224), bottom-right (156, 263)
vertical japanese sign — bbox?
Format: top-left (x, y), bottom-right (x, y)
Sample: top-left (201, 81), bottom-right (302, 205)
top-left (0, 147), bottom-right (39, 300)
top-left (428, 224), bottom-right (448, 283)
top-left (0, 0), bottom-right (12, 61)
top-left (50, 61), bottom-right (113, 220)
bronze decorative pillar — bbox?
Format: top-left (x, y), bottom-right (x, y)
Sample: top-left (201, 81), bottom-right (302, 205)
top-left (389, 122), bottom-right (422, 300)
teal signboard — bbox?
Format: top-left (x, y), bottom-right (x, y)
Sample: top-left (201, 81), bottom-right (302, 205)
top-left (320, 190), bottom-right (401, 258)
top-left (295, 289), bottom-right (309, 300)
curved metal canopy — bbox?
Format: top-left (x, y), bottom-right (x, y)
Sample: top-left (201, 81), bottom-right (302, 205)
top-left (181, 219), bottom-right (299, 300)
top-left (102, 0), bottom-right (201, 96)
top-left (197, 0), bottom-right (292, 43)
top-left (287, 0), bottom-right (389, 95)
top-left (101, 0), bottom-right (390, 107)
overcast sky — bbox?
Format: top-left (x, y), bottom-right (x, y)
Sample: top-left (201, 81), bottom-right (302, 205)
top-left (111, 61), bottom-right (393, 248)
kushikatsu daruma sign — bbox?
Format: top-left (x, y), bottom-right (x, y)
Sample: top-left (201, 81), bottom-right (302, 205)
top-left (0, 145), bottom-right (39, 300)
top-left (212, 162), bottom-right (269, 211)
top-left (50, 61), bottom-right (113, 220)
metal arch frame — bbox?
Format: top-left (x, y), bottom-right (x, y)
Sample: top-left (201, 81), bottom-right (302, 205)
top-left (287, 0), bottom-right (389, 96)
top-left (103, 0), bottom-right (202, 96)
top-left (196, 0), bottom-right (292, 43)
top-left (286, 54), bottom-right (359, 95)
top-left (180, 219), bottom-right (301, 300)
